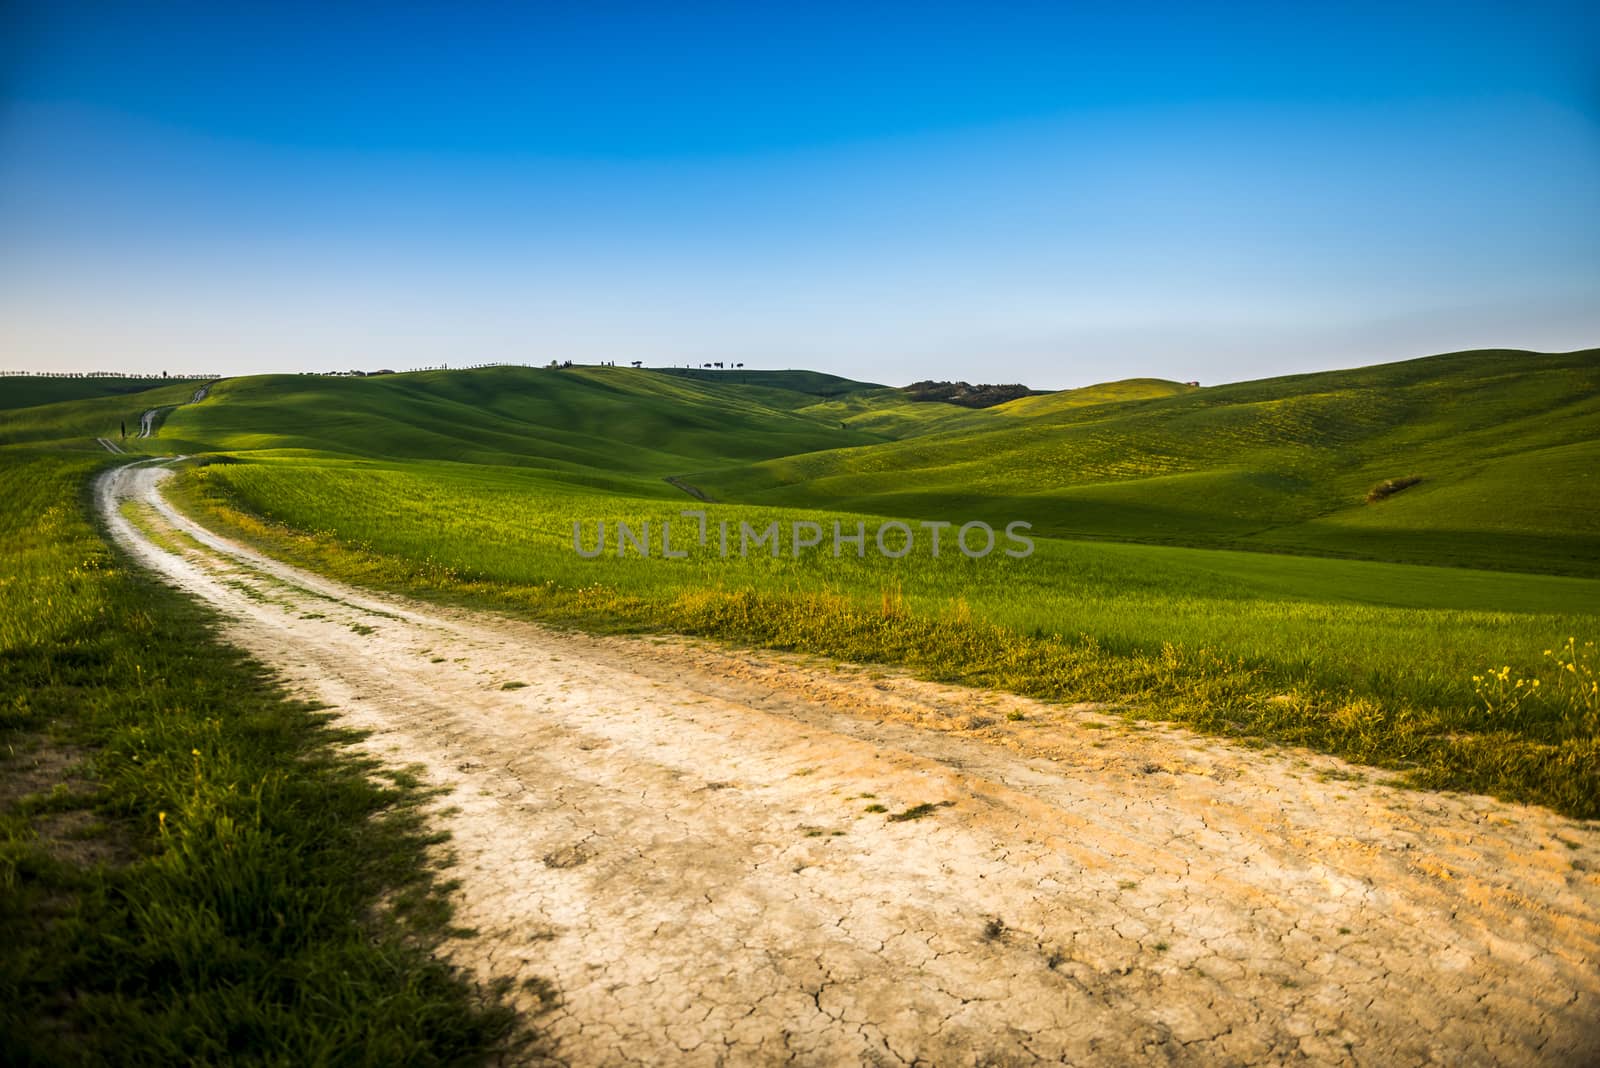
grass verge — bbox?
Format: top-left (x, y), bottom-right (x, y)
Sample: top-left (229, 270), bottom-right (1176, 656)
top-left (0, 451), bottom-right (527, 1065)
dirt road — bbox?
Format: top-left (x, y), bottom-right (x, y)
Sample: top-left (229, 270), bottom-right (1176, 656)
top-left (136, 379), bottom-right (213, 439)
top-left (98, 460), bottom-right (1600, 1066)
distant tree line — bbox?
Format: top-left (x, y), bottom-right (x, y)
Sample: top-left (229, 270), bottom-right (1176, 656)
top-left (0, 370), bottom-right (217, 379)
top-left (901, 380), bottom-right (1038, 408)
top-left (4, 361), bottom-right (750, 380)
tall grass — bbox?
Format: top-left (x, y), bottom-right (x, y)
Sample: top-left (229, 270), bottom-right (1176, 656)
top-left (0, 451), bottom-right (524, 1064)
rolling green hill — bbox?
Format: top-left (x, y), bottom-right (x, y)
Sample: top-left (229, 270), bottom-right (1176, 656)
top-left (12, 349), bottom-right (1596, 574)
top-left (0, 375), bottom-right (188, 410)
top-left (652, 367), bottom-right (885, 396)
top-left (989, 377), bottom-right (1194, 418)
top-left (153, 366), bottom-right (884, 496)
top-left (691, 349), bottom-right (1600, 575)
top-left (0, 380), bottom-right (202, 447)
top-left (8, 349), bottom-right (1597, 575)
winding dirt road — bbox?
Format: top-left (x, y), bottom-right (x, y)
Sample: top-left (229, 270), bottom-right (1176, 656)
top-left (99, 460), bottom-right (1600, 1066)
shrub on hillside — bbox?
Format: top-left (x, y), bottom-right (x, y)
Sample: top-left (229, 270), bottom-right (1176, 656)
top-left (1366, 475), bottom-right (1423, 504)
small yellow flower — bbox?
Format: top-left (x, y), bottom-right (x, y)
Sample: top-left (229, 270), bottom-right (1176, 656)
top-left (192, 748), bottom-right (200, 755)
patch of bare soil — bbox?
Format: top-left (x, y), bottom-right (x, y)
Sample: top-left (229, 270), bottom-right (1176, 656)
top-left (0, 736), bottom-right (91, 807)
top-left (97, 461), bottom-right (1600, 1066)
top-left (1, 737), bottom-right (134, 869)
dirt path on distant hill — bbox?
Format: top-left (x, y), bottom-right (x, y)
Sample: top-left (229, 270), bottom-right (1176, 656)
top-left (665, 474), bottom-right (717, 503)
top-left (136, 379), bottom-right (214, 439)
top-left (99, 460), bottom-right (1600, 1067)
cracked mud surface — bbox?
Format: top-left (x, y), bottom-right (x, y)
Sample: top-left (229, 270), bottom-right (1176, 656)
top-left (100, 461), bottom-right (1600, 1066)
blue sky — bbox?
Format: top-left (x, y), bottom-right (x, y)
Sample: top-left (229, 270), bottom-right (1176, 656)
top-left (2, 1), bottom-right (1597, 387)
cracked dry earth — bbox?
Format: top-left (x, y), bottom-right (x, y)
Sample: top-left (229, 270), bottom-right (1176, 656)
top-left (100, 461), bottom-right (1600, 1067)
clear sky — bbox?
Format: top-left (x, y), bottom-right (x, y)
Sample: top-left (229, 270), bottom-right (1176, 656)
top-left (2, 1), bottom-right (1597, 388)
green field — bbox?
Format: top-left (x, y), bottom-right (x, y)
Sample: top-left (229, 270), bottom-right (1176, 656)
top-left (6, 350), bottom-right (1600, 821)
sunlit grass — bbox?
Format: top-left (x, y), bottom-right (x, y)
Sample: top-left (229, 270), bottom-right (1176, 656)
top-left (179, 456), bottom-right (1600, 817)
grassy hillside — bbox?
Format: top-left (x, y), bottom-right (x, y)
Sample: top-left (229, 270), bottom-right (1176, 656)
top-left (652, 367), bottom-right (885, 396)
top-left (989, 377), bottom-right (1194, 418)
top-left (0, 376), bottom-right (186, 410)
top-left (154, 366), bottom-right (882, 496)
top-left (790, 387), bottom-right (997, 438)
top-left (0, 381), bottom-right (200, 448)
top-left (692, 349), bottom-right (1600, 575)
top-left (23, 353), bottom-right (1598, 579)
